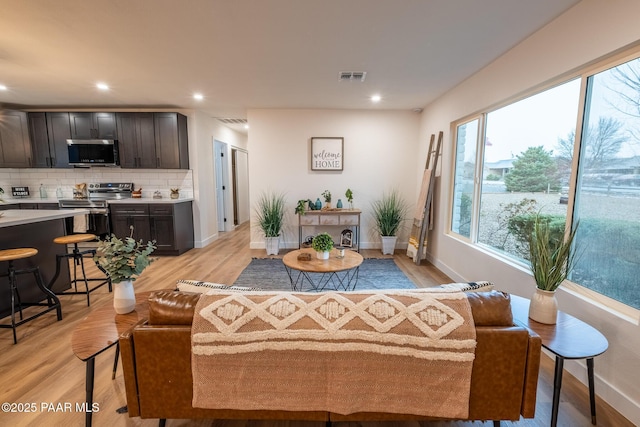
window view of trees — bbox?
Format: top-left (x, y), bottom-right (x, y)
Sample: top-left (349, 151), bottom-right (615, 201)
top-left (451, 55), bottom-right (640, 310)
top-left (475, 80), bottom-right (580, 260)
top-left (570, 58), bottom-right (640, 310)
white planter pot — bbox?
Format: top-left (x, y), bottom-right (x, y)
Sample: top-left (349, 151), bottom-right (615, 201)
top-left (265, 236), bottom-right (280, 255)
top-left (381, 236), bottom-right (397, 255)
top-left (528, 288), bottom-right (558, 324)
top-left (316, 250), bottom-right (330, 260)
top-left (113, 280), bottom-right (136, 314)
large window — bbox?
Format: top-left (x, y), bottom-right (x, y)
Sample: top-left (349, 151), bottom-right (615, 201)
top-left (450, 53), bottom-right (640, 311)
top-left (571, 58), bottom-right (640, 310)
top-left (478, 80), bottom-right (581, 261)
top-left (451, 119), bottom-right (479, 238)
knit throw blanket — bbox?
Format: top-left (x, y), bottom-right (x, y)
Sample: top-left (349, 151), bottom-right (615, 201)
top-left (191, 289), bottom-right (476, 418)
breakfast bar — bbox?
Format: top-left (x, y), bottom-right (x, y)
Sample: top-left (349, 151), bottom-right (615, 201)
top-left (0, 208), bottom-right (89, 318)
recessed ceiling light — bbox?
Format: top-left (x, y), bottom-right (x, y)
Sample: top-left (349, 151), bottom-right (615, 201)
top-left (96, 82), bottom-right (109, 91)
top-left (371, 94), bottom-right (381, 103)
top-left (0, 84), bottom-right (7, 91)
top-left (193, 93), bottom-right (204, 100)
top-left (244, 124), bottom-right (250, 130)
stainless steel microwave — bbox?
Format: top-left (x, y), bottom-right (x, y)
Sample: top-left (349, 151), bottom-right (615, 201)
top-left (67, 139), bottom-right (120, 166)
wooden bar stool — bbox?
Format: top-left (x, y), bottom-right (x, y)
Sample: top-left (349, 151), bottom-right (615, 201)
top-left (0, 248), bottom-right (62, 344)
top-left (49, 234), bottom-right (111, 306)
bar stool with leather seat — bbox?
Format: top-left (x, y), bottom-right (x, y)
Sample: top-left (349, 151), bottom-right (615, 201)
top-left (49, 234), bottom-right (111, 306)
top-left (0, 248), bottom-right (62, 344)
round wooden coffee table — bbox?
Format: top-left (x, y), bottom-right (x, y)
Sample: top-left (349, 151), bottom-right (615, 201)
top-left (282, 247), bottom-right (364, 291)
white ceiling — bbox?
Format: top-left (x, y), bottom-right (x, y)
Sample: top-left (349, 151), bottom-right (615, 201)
top-left (0, 0), bottom-right (580, 130)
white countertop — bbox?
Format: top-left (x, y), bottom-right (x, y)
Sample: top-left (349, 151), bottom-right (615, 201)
top-left (1, 197), bottom-right (193, 205)
top-left (0, 209), bottom-right (90, 228)
top-left (0, 198), bottom-right (60, 205)
top-left (107, 197), bottom-right (194, 204)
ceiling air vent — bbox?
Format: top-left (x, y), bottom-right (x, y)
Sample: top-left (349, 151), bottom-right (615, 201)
top-left (217, 118), bottom-right (247, 125)
top-left (338, 71), bottom-right (367, 82)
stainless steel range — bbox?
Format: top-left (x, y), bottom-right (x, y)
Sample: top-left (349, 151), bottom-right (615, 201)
top-left (59, 182), bottom-right (133, 237)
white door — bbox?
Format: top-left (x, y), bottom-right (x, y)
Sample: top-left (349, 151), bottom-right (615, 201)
top-left (233, 149), bottom-right (250, 225)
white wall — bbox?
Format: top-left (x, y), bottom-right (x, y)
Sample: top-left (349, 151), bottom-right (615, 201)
top-left (190, 110), bottom-right (248, 247)
top-left (420, 0), bottom-right (640, 423)
top-left (247, 109), bottom-right (420, 250)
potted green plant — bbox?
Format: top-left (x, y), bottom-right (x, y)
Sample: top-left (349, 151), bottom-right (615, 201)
top-left (345, 188), bottom-right (353, 209)
top-left (312, 232), bottom-right (334, 259)
top-left (322, 190), bottom-right (332, 209)
top-left (371, 190), bottom-right (408, 255)
top-left (94, 232), bottom-right (156, 314)
top-left (527, 215), bottom-right (579, 324)
top-left (295, 199), bottom-right (309, 216)
top-left (255, 192), bottom-right (286, 255)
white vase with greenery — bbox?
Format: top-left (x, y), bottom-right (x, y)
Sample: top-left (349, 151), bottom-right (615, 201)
top-left (312, 232), bottom-right (334, 260)
top-left (94, 232), bottom-right (156, 314)
top-left (255, 192), bottom-right (286, 255)
top-left (527, 216), bottom-right (579, 324)
top-left (371, 190), bottom-right (408, 255)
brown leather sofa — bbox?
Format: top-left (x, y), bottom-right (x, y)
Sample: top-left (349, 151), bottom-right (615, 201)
top-left (119, 290), bottom-right (541, 426)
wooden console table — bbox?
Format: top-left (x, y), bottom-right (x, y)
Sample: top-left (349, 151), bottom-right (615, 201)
top-left (298, 209), bottom-right (361, 251)
top-left (71, 290), bottom-right (161, 427)
top-left (510, 295), bottom-right (608, 427)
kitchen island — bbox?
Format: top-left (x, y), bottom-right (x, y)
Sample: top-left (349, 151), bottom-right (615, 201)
top-left (0, 209), bottom-right (89, 318)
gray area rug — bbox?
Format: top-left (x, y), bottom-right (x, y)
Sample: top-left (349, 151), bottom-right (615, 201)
top-left (233, 258), bottom-right (417, 291)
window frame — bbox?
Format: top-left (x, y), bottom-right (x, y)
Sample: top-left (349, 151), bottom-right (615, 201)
top-left (448, 45), bottom-right (640, 319)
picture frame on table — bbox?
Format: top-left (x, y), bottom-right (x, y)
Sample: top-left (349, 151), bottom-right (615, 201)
top-left (340, 229), bottom-right (353, 247)
top-left (311, 137), bottom-right (343, 171)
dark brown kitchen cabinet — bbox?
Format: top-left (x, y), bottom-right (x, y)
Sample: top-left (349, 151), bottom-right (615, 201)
top-left (69, 112), bottom-right (117, 139)
top-left (0, 110), bottom-right (32, 168)
top-left (110, 202), bottom-right (193, 256)
top-left (149, 202), bottom-right (193, 255)
top-left (154, 113), bottom-right (189, 169)
top-left (28, 112), bottom-right (72, 168)
top-left (18, 202), bottom-right (59, 210)
top-left (110, 204), bottom-right (152, 244)
top-left (116, 112), bottom-right (156, 168)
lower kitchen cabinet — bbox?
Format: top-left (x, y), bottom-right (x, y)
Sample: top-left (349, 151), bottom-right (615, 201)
top-left (110, 201), bottom-right (193, 256)
top-left (110, 204), bottom-right (152, 244)
top-left (149, 202), bottom-right (193, 255)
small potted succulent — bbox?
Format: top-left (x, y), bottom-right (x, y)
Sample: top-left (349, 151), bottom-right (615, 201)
top-left (312, 232), bottom-right (334, 260)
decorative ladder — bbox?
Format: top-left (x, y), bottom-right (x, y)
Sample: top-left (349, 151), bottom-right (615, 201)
top-left (406, 131), bottom-right (442, 264)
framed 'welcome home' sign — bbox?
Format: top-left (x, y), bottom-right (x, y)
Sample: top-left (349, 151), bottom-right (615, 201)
top-left (311, 137), bottom-right (343, 171)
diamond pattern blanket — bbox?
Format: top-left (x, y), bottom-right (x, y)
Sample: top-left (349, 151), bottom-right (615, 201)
top-left (191, 289), bottom-right (476, 418)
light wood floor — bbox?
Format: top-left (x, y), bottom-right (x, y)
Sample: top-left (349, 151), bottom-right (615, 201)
top-left (0, 223), bottom-right (633, 427)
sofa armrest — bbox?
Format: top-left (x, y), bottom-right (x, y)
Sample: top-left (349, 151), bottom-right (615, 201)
top-left (521, 330), bottom-right (542, 417)
top-left (119, 319), bottom-right (149, 418)
top-left (469, 326), bottom-right (539, 421)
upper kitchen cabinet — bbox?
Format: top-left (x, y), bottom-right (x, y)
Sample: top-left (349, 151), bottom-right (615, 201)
top-left (69, 112), bottom-right (117, 139)
top-left (0, 110), bottom-right (32, 168)
top-left (28, 112), bottom-right (72, 168)
top-left (154, 112), bottom-right (189, 169)
top-left (116, 112), bottom-right (156, 168)
top-left (118, 112), bottom-right (189, 169)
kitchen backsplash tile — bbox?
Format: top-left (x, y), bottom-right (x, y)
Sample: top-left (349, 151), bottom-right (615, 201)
top-left (0, 168), bottom-right (193, 200)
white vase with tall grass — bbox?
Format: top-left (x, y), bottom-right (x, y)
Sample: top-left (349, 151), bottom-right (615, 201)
top-left (527, 216), bottom-right (579, 325)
